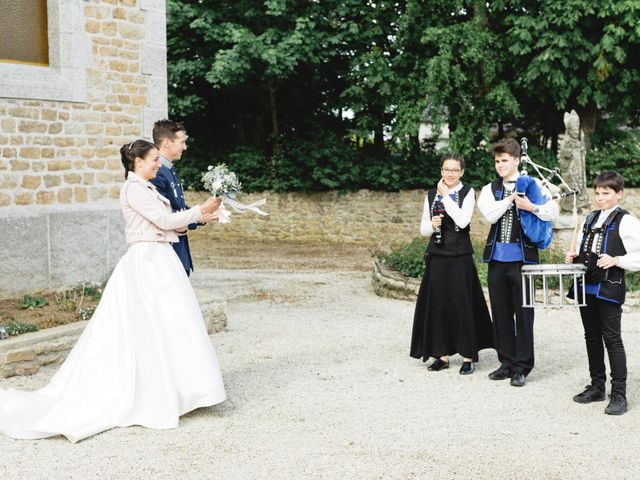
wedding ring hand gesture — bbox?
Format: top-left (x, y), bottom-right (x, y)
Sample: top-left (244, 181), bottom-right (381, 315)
top-left (597, 254), bottom-right (619, 270)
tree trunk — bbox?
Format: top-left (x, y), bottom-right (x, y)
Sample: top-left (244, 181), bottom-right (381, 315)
top-left (576, 99), bottom-right (597, 152)
top-left (268, 79), bottom-right (281, 154)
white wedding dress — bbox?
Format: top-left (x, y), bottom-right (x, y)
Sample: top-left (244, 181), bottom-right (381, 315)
top-left (0, 242), bottom-right (226, 442)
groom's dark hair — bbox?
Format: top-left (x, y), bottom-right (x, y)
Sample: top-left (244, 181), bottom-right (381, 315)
top-left (152, 119), bottom-right (186, 146)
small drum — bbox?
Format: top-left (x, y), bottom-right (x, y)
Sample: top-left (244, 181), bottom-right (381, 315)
top-left (521, 263), bottom-right (587, 308)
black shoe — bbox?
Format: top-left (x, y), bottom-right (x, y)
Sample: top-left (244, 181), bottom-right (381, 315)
top-left (573, 385), bottom-right (606, 404)
top-left (427, 358), bottom-right (449, 371)
top-left (488, 366), bottom-right (510, 380)
top-left (459, 361), bottom-right (475, 375)
top-left (604, 393), bottom-right (628, 415)
top-left (510, 373), bottom-right (526, 387)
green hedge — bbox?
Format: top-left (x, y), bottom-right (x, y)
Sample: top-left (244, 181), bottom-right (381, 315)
top-left (176, 130), bottom-right (640, 194)
top-left (379, 236), bottom-right (640, 292)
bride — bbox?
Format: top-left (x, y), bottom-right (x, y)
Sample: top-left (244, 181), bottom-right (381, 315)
top-left (0, 140), bottom-right (226, 442)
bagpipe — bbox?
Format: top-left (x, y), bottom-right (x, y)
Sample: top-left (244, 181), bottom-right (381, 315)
top-left (517, 138), bottom-right (588, 309)
top-left (515, 138), bottom-right (580, 250)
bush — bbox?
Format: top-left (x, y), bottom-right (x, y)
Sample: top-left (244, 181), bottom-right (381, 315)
top-left (379, 236), bottom-right (639, 292)
top-left (3, 320), bottom-right (39, 336)
top-left (588, 131), bottom-right (640, 186)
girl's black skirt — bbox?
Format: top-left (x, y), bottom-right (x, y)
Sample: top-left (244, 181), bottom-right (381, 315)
top-left (410, 253), bottom-right (494, 362)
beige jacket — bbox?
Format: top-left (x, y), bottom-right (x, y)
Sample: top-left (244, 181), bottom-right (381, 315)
top-left (120, 171), bottom-right (203, 246)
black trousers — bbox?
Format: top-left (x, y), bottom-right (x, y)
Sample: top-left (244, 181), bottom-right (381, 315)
top-left (579, 294), bottom-right (627, 396)
top-left (488, 261), bottom-right (535, 376)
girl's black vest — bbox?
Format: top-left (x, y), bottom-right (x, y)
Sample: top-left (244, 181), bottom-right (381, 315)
top-left (425, 185), bottom-right (473, 256)
top-left (482, 178), bottom-right (539, 264)
top-left (574, 208), bottom-right (628, 304)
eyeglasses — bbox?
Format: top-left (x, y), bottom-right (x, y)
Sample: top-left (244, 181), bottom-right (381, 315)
top-left (441, 168), bottom-right (461, 174)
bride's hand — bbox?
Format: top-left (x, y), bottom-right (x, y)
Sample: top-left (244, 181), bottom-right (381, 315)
top-left (201, 196), bottom-right (222, 214)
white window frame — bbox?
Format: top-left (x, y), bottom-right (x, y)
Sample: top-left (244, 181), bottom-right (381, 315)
top-left (0, 0), bottom-right (89, 103)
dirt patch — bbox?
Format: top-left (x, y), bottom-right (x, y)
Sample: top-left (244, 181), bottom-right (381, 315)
top-left (191, 240), bottom-right (377, 272)
top-left (0, 287), bottom-right (102, 333)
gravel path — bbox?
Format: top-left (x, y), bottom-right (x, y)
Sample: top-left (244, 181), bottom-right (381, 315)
top-left (2, 267), bottom-right (640, 479)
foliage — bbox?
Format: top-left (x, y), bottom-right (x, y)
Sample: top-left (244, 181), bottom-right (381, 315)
top-left (3, 320), bottom-right (39, 336)
top-left (168, 0), bottom-right (640, 192)
top-left (378, 236), bottom-right (640, 293)
top-left (78, 306), bottom-right (96, 321)
top-left (587, 131), bottom-right (640, 186)
top-left (19, 294), bottom-right (48, 309)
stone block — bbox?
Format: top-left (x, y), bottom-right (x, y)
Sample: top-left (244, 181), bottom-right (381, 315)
top-left (107, 208), bottom-right (127, 268)
top-left (15, 364), bottom-right (40, 376)
top-left (44, 175), bottom-right (62, 188)
top-left (36, 191), bottom-right (56, 205)
top-left (0, 214), bottom-right (49, 296)
top-left (202, 301), bottom-right (229, 334)
top-left (18, 121), bottom-right (48, 134)
top-left (21, 175), bottom-right (42, 189)
top-left (4, 349), bottom-right (36, 364)
top-left (49, 209), bottom-right (112, 286)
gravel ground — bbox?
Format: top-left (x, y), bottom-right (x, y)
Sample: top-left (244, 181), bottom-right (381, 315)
top-left (2, 265), bottom-right (640, 479)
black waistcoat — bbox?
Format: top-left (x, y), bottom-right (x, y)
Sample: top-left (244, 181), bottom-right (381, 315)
top-left (425, 184), bottom-right (474, 256)
top-left (575, 208), bottom-right (629, 304)
top-left (482, 178), bottom-right (539, 264)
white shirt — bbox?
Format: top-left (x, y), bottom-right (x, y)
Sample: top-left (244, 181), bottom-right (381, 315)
top-left (477, 174), bottom-right (559, 224)
top-left (420, 182), bottom-right (475, 237)
top-left (574, 206), bottom-right (640, 272)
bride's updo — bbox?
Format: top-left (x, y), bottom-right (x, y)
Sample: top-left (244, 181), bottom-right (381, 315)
top-left (120, 139), bottom-right (157, 179)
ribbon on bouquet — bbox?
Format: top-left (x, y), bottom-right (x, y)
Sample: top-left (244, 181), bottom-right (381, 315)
top-left (218, 197), bottom-right (269, 224)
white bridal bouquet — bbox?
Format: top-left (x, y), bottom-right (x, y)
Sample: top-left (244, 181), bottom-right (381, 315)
top-left (201, 164), bottom-right (268, 224)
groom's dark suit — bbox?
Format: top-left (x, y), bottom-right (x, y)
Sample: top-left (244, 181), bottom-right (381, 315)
top-left (150, 155), bottom-right (197, 275)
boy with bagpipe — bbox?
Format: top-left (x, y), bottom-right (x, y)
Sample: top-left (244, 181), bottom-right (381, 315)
top-left (565, 171), bottom-right (640, 415)
top-left (478, 138), bottom-right (558, 387)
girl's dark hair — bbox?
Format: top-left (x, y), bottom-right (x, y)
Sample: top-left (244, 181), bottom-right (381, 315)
top-left (440, 153), bottom-right (465, 170)
top-left (594, 170), bottom-right (624, 192)
top-left (120, 139), bottom-right (157, 179)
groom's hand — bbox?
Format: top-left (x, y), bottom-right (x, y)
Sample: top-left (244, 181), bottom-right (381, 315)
top-left (202, 196), bottom-right (222, 214)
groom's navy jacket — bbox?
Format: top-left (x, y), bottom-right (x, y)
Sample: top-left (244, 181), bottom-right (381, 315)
top-left (150, 157), bottom-right (196, 275)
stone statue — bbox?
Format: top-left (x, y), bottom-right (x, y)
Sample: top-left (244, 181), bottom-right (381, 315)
top-left (558, 110), bottom-right (589, 212)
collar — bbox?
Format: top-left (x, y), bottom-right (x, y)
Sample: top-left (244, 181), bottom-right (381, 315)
top-left (160, 155), bottom-right (173, 169)
top-left (127, 171), bottom-right (156, 190)
top-left (503, 173), bottom-right (519, 184)
top-left (598, 206), bottom-right (620, 219)
top-left (448, 182), bottom-right (464, 193)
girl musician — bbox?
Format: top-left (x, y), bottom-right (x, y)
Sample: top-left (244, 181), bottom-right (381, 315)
top-left (410, 154), bottom-right (494, 374)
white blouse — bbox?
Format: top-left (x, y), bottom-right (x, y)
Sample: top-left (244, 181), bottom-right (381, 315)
top-left (420, 183), bottom-right (475, 237)
top-left (574, 206), bottom-right (640, 272)
top-left (477, 174), bottom-right (559, 224)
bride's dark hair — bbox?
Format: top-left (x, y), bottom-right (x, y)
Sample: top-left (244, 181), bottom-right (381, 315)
top-left (120, 140), bottom-right (157, 179)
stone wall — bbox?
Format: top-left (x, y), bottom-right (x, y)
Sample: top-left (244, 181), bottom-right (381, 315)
top-left (0, 0), bottom-right (167, 296)
top-left (187, 188), bottom-right (640, 251)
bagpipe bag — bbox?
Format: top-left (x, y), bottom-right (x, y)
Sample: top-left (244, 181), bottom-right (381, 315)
top-left (515, 175), bottom-right (553, 249)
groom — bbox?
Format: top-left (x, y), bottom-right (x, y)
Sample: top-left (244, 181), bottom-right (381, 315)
top-left (151, 119), bottom-right (205, 276)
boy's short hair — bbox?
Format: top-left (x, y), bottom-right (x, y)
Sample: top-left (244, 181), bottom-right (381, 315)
top-left (594, 171), bottom-right (624, 192)
top-left (492, 138), bottom-right (520, 158)
top-left (152, 119), bottom-right (186, 146)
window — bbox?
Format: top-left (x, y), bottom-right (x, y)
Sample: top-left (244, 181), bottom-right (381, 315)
top-left (0, 0), bottom-right (49, 65)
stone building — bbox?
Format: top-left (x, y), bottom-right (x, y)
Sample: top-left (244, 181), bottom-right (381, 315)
top-left (0, 0), bottom-right (167, 296)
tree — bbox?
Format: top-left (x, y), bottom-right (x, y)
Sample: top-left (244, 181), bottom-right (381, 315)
top-left (502, 0), bottom-right (640, 149)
